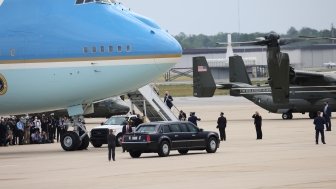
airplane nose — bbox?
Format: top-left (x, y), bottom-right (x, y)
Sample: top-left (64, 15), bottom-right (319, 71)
top-left (126, 10), bottom-right (182, 56)
top-left (149, 30), bottom-right (182, 73)
top-left (166, 33), bottom-right (183, 56)
top-left (150, 29), bottom-right (182, 57)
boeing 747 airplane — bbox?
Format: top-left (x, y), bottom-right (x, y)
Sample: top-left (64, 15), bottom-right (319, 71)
top-left (0, 0), bottom-right (182, 150)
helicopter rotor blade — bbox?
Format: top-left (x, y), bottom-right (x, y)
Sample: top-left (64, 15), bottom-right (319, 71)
top-left (299, 36), bottom-right (336, 40)
top-left (278, 38), bottom-right (303, 46)
top-left (216, 40), bottom-right (268, 46)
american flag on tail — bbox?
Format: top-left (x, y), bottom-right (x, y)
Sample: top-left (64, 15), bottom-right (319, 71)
top-left (198, 66), bottom-right (207, 72)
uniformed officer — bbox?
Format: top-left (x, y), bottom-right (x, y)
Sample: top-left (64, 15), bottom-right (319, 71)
top-left (252, 111), bottom-right (262, 140)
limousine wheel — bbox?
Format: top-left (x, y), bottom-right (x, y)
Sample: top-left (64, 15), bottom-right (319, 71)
top-left (206, 137), bottom-right (218, 153)
top-left (178, 149), bottom-right (189, 155)
top-left (158, 141), bottom-right (170, 157)
top-left (129, 151), bottom-right (142, 158)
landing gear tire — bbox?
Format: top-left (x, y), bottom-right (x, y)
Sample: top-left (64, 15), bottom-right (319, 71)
top-left (206, 137), bottom-right (218, 153)
top-left (309, 112), bottom-right (317, 119)
top-left (158, 141), bottom-right (170, 157)
top-left (61, 131), bottom-right (80, 151)
top-left (116, 134), bottom-right (123, 147)
top-left (282, 113), bottom-right (293, 120)
top-left (129, 151), bottom-right (142, 158)
top-left (91, 141), bottom-right (103, 148)
top-left (78, 135), bottom-right (90, 150)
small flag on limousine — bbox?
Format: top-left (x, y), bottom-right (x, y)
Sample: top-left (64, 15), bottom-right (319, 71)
top-left (198, 66), bottom-right (207, 72)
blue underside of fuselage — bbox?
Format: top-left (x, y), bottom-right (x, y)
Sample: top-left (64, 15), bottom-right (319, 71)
top-left (0, 62), bottom-right (176, 115)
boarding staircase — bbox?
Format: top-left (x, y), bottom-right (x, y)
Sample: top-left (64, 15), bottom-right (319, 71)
top-left (127, 84), bottom-right (178, 122)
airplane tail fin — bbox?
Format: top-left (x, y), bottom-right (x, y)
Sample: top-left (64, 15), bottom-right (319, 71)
top-left (229, 55), bottom-right (252, 85)
top-left (192, 56), bottom-right (216, 97)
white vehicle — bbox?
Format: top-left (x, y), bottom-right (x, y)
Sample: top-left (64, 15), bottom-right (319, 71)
top-left (90, 115), bottom-right (137, 147)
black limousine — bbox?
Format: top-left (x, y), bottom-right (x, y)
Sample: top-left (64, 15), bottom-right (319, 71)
top-left (122, 121), bottom-right (220, 158)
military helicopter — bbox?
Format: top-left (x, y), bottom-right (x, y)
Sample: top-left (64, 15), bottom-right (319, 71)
top-left (193, 33), bottom-right (336, 119)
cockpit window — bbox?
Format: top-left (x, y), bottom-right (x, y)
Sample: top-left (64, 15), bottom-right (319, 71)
top-left (76, 0), bottom-right (85, 4)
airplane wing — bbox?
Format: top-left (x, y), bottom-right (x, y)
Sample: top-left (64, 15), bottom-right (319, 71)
top-left (192, 56), bottom-right (217, 97)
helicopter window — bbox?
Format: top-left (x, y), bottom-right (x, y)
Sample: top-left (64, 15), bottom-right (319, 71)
top-left (85, 0), bottom-right (94, 3)
top-left (100, 46), bottom-right (105, 53)
top-left (109, 46), bottom-right (113, 53)
top-left (126, 45), bottom-right (131, 52)
top-left (83, 47), bottom-right (89, 53)
top-left (118, 46), bottom-right (122, 52)
top-left (92, 47), bottom-right (97, 53)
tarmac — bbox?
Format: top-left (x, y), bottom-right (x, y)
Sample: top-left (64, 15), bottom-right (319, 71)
top-left (1, 96), bottom-right (336, 189)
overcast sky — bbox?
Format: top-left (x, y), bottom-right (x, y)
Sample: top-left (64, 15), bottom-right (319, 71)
top-left (121, 0), bottom-right (336, 35)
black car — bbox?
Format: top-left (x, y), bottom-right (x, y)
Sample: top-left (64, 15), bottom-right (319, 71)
top-left (122, 121), bottom-right (220, 158)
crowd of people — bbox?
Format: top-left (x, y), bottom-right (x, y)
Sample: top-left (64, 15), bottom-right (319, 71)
top-left (0, 114), bottom-right (70, 147)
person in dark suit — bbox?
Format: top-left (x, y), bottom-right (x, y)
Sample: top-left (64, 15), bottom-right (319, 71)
top-left (252, 111), bottom-right (262, 140)
top-left (163, 91), bottom-right (173, 109)
top-left (323, 102), bottom-right (332, 131)
top-left (314, 111), bottom-right (326, 144)
top-left (107, 129), bottom-right (116, 161)
top-left (178, 110), bottom-right (187, 121)
top-left (0, 118), bottom-right (8, 146)
top-left (133, 114), bottom-right (143, 127)
top-left (188, 112), bottom-right (201, 126)
top-left (216, 112), bottom-right (227, 141)
top-left (121, 120), bottom-right (133, 152)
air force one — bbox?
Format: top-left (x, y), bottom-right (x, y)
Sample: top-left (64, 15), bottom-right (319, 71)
top-left (0, 0), bottom-right (182, 150)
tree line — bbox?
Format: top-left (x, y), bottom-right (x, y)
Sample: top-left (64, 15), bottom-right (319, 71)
top-left (174, 26), bottom-right (336, 49)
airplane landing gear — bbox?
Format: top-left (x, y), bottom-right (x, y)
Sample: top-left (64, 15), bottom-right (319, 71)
top-left (61, 131), bottom-right (80, 151)
top-left (282, 112), bottom-right (293, 120)
top-left (309, 112), bottom-right (317, 119)
top-left (60, 115), bottom-right (89, 151)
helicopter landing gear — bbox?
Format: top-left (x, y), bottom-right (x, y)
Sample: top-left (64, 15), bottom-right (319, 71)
top-left (309, 112), bottom-right (317, 119)
top-left (282, 112), bottom-right (293, 120)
